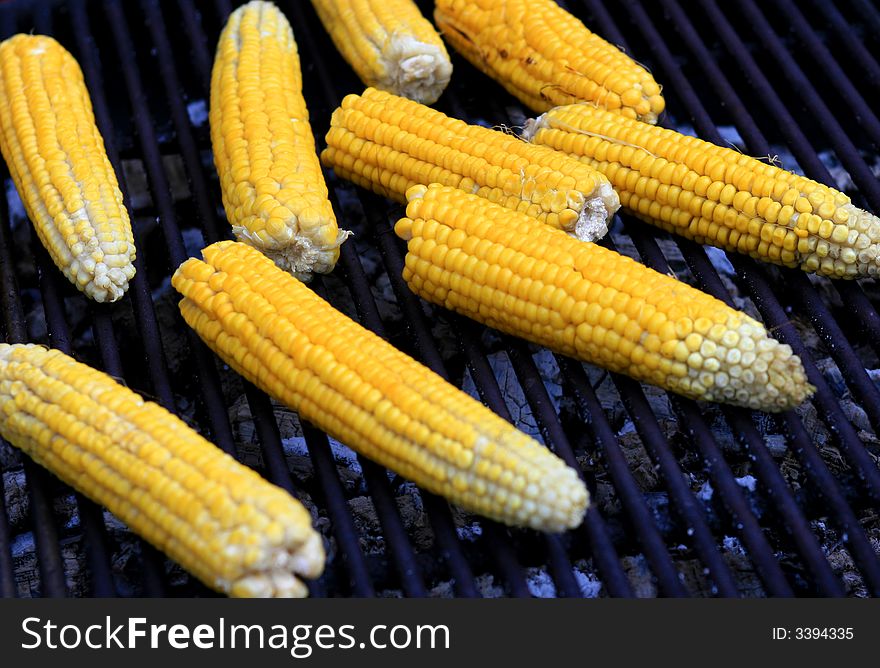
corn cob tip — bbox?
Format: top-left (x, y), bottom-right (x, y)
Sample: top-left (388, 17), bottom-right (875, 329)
top-left (232, 224), bottom-right (351, 281)
top-left (229, 529), bottom-right (325, 598)
top-left (671, 315), bottom-right (815, 411)
top-left (378, 34), bottom-right (452, 104)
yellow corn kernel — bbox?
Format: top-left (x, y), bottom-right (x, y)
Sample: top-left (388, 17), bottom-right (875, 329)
top-left (172, 240), bottom-right (588, 532)
top-left (211, 1), bottom-right (349, 280)
top-left (310, 0), bottom-right (452, 103)
top-left (0, 343), bottom-right (324, 597)
top-left (0, 35), bottom-right (135, 302)
top-left (434, 0), bottom-right (665, 123)
top-left (398, 184), bottom-right (814, 411)
top-left (525, 103), bottom-right (880, 278)
top-left (322, 87), bottom-right (619, 241)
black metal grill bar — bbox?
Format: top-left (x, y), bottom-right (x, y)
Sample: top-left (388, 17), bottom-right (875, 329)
top-left (577, 0), bottom-right (746, 597)
top-left (0, 472), bottom-right (14, 596)
top-left (612, 0), bottom-right (877, 584)
top-left (770, 0), bottom-right (880, 151)
top-left (355, 186), bottom-right (601, 596)
top-left (141, 0), bottom-right (225, 246)
top-left (0, 7), bottom-right (68, 600)
top-left (786, 273), bottom-right (880, 435)
top-left (737, 266), bottom-right (880, 595)
top-left (606, 355), bottom-right (739, 596)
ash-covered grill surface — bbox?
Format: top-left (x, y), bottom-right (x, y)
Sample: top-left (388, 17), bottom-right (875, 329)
top-left (0, 0), bottom-right (879, 598)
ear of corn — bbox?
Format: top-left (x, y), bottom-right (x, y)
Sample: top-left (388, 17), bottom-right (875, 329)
top-left (321, 87), bottom-right (619, 241)
top-left (524, 104), bottom-right (880, 279)
top-left (172, 240), bottom-right (589, 532)
top-left (0, 34), bottom-right (136, 303)
top-left (433, 0), bottom-right (665, 123)
top-left (211, 0), bottom-right (349, 280)
top-left (0, 343), bottom-right (324, 597)
top-left (397, 184), bottom-right (813, 411)
top-left (310, 0), bottom-right (452, 104)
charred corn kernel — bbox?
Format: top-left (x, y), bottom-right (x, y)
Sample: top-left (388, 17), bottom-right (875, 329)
top-left (0, 343), bottom-right (324, 597)
top-left (433, 0), bottom-right (664, 123)
top-left (310, 0), bottom-right (452, 104)
top-left (398, 184), bottom-right (813, 410)
top-left (524, 104), bottom-right (880, 279)
top-left (322, 87), bottom-right (619, 241)
top-left (211, 1), bottom-right (349, 280)
top-left (173, 240), bottom-right (588, 532)
top-left (0, 35), bottom-right (135, 303)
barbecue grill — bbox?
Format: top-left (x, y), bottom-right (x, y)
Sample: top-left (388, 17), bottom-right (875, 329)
top-left (1, 0), bottom-right (879, 598)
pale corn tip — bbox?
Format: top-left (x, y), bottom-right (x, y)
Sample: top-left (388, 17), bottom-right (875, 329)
top-left (0, 342), bottom-right (324, 598)
top-left (172, 240), bottom-right (589, 532)
top-left (397, 184), bottom-right (814, 411)
top-left (311, 0), bottom-right (452, 104)
top-left (526, 103), bottom-right (880, 279)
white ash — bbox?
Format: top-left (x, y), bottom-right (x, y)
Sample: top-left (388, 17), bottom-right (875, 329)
top-left (815, 357), bottom-right (846, 397)
top-left (2, 470), bottom-right (27, 529)
top-left (186, 99), bottom-right (208, 127)
top-left (461, 353), bottom-right (541, 440)
top-left (704, 246), bottom-right (736, 278)
top-left (455, 522), bottom-right (482, 542)
top-left (10, 530), bottom-right (34, 559)
top-left (474, 573), bottom-right (505, 598)
top-left (764, 434), bottom-right (787, 457)
top-left (722, 535), bottom-right (747, 556)
top-left (866, 368), bottom-right (880, 389)
top-left (572, 566), bottom-right (603, 598)
top-left (696, 481), bottom-right (714, 502)
top-left (532, 348), bottom-right (564, 413)
top-left (617, 420), bottom-right (636, 437)
top-left (4, 179), bottom-right (27, 229)
top-left (840, 400), bottom-right (872, 433)
top-left (621, 554), bottom-right (658, 598)
top-left (735, 475), bottom-right (757, 492)
top-left (525, 567), bottom-right (557, 598)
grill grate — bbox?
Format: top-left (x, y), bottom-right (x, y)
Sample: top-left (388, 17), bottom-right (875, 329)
top-left (0, 0), bottom-right (879, 598)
